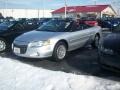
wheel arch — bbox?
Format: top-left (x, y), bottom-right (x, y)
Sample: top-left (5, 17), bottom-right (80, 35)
top-left (95, 33), bottom-right (100, 38)
top-left (56, 39), bottom-right (69, 50)
top-left (0, 36), bottom-right (8, 42)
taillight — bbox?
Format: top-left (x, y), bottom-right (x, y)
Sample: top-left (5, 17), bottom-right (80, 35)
top-left (95, 22), bottom-right (98, 26)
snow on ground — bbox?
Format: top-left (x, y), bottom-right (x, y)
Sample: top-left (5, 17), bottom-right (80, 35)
top-left (0, 56), bottom-right (120, 90)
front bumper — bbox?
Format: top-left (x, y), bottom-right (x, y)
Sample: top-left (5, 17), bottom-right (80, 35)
top-left (13, 44), bottom-right (53, 58)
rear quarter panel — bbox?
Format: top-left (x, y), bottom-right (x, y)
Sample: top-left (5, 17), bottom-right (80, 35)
top-left (89, 26), bottom-right (102, 41)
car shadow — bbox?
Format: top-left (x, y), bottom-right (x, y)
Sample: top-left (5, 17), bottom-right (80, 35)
top-left (1, 46), bottom-right (120, 82)
top-left (65, 47), bottom-right (120, 81)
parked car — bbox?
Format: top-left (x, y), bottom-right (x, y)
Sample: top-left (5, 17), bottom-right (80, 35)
top-left (38, 18), bottom-right (51, 26)
top-left (80, 17), bottom-right (98, 26)
top-left (98, 24), bottom-right (120, 72)
top-left (25, 19), bottom-right (40, 29)
top-left (98, 18), bottom-right (120, 30)
top-left (12, 19), bottom-right (101, 61)
top-left (85, 18), bottom-right (98, 26)
top-left (0, 20), bottom-right (38, 52)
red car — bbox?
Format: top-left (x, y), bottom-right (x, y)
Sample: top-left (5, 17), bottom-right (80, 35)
top-left (85, 20), bottom-right (98, 26)
top-left (79, 17), bottom-right (98, 26)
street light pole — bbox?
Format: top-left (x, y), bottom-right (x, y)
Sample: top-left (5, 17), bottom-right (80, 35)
top-left (92, 0), bottom-right (97, 5)
top-left (64, 0), bottom-right (67, 18)
top-left (5, 0), bottom-right (8, 17)
top-left (42, 0), bottom-right (44, 18)
top-left (38, 9), bottom-right (40, 19)
top-left (118, 8), bottom-right (120, 17)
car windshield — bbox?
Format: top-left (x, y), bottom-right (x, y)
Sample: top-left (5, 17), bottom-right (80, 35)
top-left (37, 19), bottom-right (72, 32)
top-left (0, 21), bottom-right (15, 30)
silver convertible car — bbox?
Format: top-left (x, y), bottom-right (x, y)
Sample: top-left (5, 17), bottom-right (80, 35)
top-left (12, 19), bottom-right (101, 61)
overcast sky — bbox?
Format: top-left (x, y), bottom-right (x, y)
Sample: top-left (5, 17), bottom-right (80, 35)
top-left (0, 0), bottom-right (120, 10)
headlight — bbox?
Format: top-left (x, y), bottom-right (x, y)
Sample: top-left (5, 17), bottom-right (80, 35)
top-left (113, 24), bottom-right (117, 27)
top-left (100, 46), bottom-right (114, 55)
top-left (28, 40), bottom-right (51, 48)
top-left (107, 21), bottom-right (111, 24)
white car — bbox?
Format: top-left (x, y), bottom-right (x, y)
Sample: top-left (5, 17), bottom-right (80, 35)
top-left (13, 19), bottom-right (102, 61)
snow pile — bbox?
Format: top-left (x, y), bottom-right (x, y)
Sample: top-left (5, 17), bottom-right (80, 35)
top-left (0, 56), bottom-right (120, 90)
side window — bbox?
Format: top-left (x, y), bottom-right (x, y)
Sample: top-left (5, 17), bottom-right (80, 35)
top-left (13, 23), bottom-right (24, 30)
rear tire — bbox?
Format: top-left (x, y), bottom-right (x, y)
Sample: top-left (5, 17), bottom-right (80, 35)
top-left (52, 42), bottom-right (67, 62)
top-left (91, 35), bottom-right (100, 48)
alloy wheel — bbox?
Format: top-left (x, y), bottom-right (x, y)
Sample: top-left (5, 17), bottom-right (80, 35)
top-left (56, 45), bottom-right (66, 60)
top-left (0, 39), bottom-right (6, 52)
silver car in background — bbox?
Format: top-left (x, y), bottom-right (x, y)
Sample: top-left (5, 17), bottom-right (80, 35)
top-left (12, 19), bottom-right (102, 61)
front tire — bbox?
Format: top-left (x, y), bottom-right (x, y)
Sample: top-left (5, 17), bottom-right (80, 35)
top-left (0, 38), bottom-right (7, 53)
top-left (52, 42), bottom-right (67, 62)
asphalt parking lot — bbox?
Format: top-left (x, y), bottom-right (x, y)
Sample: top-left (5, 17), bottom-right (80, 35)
top-left (0, 30), bottom-right (120, 82)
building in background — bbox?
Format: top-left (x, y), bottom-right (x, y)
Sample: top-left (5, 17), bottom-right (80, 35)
top-left (0, 9), bottom-right (53, 19)
top-left (52, 5), bottom-right (116, 18)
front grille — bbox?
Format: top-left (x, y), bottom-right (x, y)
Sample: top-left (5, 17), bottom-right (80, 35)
top-left (14, 44), bottom-right (27, 54)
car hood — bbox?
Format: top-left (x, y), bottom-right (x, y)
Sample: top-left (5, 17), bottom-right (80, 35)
top-left (103, 33), bottom-right (120, 50)
top-left (15, 30), bottom-right (65, 42)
